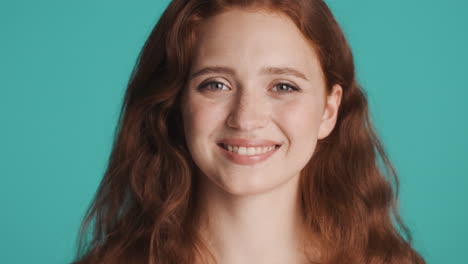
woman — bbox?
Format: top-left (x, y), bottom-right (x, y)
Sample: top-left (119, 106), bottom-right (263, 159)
top-left (73, 0), bottom-right (426, 263)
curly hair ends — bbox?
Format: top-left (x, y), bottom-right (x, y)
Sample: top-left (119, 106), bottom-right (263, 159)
top-left (72, 0), bottom-right (426, 263)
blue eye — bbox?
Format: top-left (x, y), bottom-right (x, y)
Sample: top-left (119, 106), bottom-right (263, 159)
top-left (198, 81), bottom-right (230, 91)
top-left (272, 83), bottom-right (300, 93)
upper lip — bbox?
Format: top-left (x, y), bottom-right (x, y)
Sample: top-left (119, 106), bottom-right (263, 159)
top-left (217, 138), bottom-right (281, 147)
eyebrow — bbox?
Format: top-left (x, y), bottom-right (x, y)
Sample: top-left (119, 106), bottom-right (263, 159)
top-left (189, 66), bottom-right (310, 81)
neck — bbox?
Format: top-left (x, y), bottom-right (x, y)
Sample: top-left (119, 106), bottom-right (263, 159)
top-left (194, 173), bottom-right (311, 264)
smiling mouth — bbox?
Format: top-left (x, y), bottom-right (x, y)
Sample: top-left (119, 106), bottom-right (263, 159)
top-left (217, 143), bottom-right (281, 156)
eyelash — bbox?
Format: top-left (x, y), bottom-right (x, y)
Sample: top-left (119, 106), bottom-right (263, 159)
top-left (198, 81), bottom-right (301, 93)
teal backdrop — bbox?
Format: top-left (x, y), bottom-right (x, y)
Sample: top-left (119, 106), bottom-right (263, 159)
top-left (1, 0), bottom-right (466, 263)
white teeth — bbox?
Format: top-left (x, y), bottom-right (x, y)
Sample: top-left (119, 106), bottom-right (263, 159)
top-left (239, 147), bottom-right (247, 155)
top-left (222, 144), bottom-right (276, 155)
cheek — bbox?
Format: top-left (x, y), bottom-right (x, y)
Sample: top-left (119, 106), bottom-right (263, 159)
top-left (182, 97), bottom-right (225, 145)
top-left (275, 99), bottom-right (323, 140)
top-left (274, 99), bottom-right (323, 170)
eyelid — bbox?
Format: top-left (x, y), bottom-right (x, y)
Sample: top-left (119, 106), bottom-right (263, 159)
top-left (272, 81), bottom-right (301, 92)
top-left (197, 79), bottom-right (231, 91)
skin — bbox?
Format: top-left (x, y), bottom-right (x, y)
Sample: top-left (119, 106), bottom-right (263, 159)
top-left (181, 8), bottom-right (342, 264)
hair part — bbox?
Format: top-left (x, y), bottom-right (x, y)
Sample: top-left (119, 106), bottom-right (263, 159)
top-left (72, 0), bottom-right (426, 263)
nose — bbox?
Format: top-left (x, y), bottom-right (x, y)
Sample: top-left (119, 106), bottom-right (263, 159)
top-left (226, 89), bottom-right (269, 131)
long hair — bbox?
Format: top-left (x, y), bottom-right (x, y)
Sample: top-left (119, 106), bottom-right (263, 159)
top-left (72, 0), bottom-right (426, 263)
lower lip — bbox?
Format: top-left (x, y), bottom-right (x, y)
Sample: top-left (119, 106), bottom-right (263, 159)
top-left (217, 144), bottom-right (281, 165)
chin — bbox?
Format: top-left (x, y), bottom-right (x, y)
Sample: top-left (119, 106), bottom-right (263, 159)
top-left (211, 172), bottom-right (298, 197)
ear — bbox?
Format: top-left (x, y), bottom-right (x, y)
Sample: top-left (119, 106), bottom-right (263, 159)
top-left (318, 84), bottom-right (343, 140)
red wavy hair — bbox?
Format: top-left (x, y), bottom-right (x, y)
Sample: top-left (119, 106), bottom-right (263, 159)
top-left (72, 0), bottom-right (426, 263)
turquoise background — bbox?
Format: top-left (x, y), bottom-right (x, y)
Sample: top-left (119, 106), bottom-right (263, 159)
top-left (1, 0), bottom-right (466, 263)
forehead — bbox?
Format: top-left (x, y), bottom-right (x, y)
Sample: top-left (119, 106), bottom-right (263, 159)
top-left (191, 9), bottom-right (323, 80)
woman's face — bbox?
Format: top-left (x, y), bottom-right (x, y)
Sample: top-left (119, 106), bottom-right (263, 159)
top-left (181, 9), bottom-right (342, 196)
